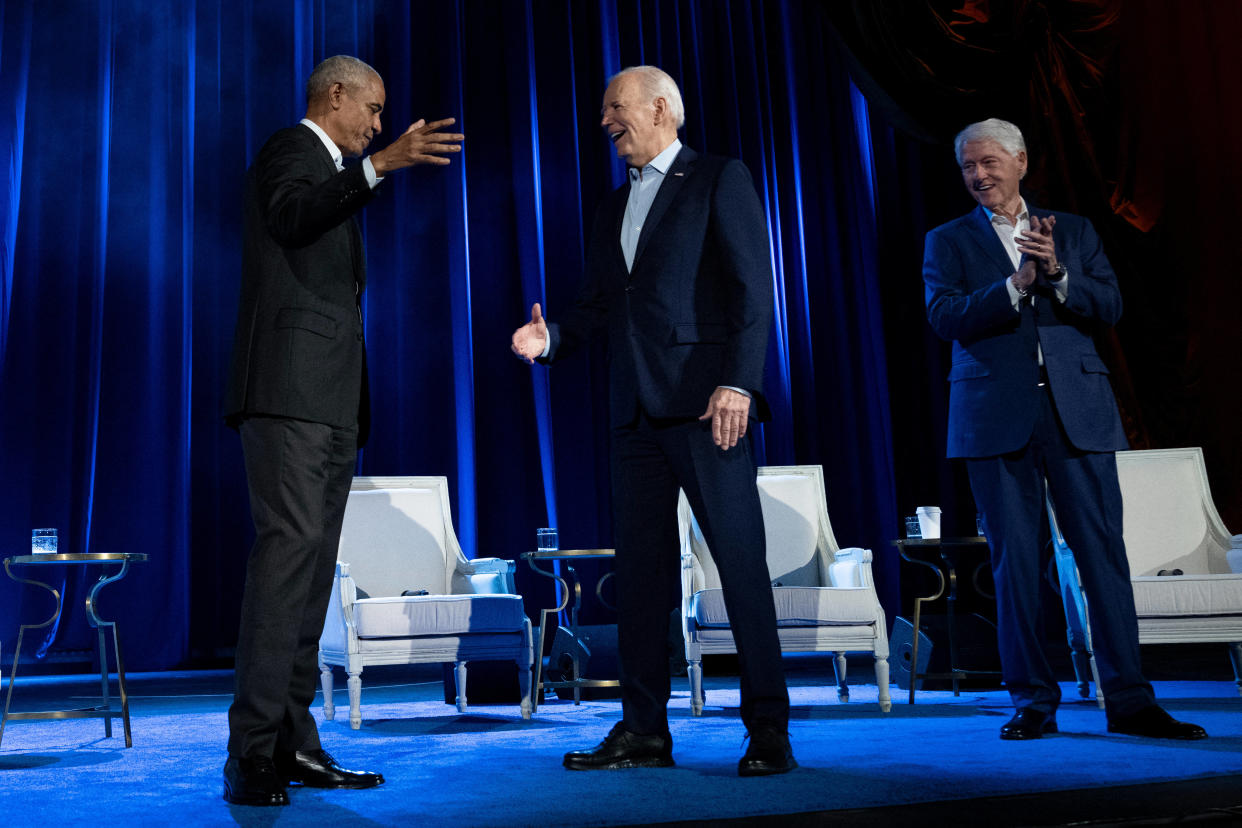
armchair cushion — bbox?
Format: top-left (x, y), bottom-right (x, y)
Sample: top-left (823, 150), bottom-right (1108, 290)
top-left (1131, 575), bottom-right (1242, 618)
top-left (354, 593), bottom-right (527, 639)
top-left (689, 586), bottom-right (879, 629)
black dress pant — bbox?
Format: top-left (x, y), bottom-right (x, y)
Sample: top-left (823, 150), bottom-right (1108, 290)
top-left (611, 412), bottom-right (789, 735)
top-left (227, 416), bottom-right (358, 759)
top-left (967, 386), bottom-right (1154, 719)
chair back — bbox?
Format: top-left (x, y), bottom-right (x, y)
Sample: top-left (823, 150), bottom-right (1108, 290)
top-left (1116, 448), bottom-right (1233, 575)
top-left (681, 465), bottom-right (837, 590)
top-left (337, 476), bottom-right (469, 598)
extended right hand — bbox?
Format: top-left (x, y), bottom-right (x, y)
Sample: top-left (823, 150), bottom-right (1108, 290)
top-left (370, 118), bottom-right (464, 176)
top-left (511, 302), bottom-right (548, 364)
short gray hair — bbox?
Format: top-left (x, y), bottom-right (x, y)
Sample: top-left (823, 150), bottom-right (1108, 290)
top-left (611, 65), bottom-right (685, 129)
top-left (306, 55), bottom-right (379, 105)
top-left (954, 118), bottom-right (1026, 164)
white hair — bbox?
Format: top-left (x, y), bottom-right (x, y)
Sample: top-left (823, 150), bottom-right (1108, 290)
top-left (306, 55), bottom-right (378, 105)
top-left (611, 65), bottom-right (685, 129)
top-left (954, 118), bottom-right (1026, 164)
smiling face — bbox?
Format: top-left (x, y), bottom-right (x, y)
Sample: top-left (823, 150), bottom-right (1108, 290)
top-left (600, 73), bottom-right (675, 168)
top-left (959, 139), bottom-right (1026, 219)
top-left (325, 73), bottom-right (385, 158)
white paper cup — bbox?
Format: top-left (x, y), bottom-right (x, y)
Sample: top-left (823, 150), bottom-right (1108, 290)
top-left (915, 506), bottom-right (941, 540)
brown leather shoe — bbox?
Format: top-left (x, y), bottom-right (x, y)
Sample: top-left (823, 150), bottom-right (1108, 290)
top-left (738, 727), bottom-right (796, 777)
top-left (563, 722), bottom-right (674, 770)
top-left (223, 756), bottom-right (289, 806)
top-left (274, 749), bottom-right (385, 788)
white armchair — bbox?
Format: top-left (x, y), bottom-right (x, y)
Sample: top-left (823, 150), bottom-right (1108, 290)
top-left (678, 465), bottom-right (892, 715)
top-left (1049, 447), bottom-right (1242, 706)
top-left (318, 476), bottom-right (533, 728)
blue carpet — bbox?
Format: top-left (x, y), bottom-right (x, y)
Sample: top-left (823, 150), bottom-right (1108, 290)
top-left (0, 661), bottom-right (1239, 826)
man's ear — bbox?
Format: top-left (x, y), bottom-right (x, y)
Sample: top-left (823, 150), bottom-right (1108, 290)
top-left (651, 95), bottom-right (667, 125)
top-left (328, 81), bottom-right (346, 111)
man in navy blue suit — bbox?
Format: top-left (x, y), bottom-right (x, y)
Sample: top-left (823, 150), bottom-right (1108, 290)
top-left (511, 65), bottom-right (793, 775)
top-left (923, 118), bottom-right (1205, 741)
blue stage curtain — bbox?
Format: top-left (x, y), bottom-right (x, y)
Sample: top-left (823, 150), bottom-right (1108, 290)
top-left (0, 0), bottom-right (900, 670)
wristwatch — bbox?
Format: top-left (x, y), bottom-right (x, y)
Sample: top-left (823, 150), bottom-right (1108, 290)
top-left (1048, 263), bottom-right (1068, 280)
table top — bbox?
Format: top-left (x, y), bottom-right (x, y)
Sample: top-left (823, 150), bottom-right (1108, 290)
top-left (522, 548), bottom-right (615, 560)
top-left (893, 537), bottom-right (988, 547)
top-left (5, 553), bottom-right (149, 565)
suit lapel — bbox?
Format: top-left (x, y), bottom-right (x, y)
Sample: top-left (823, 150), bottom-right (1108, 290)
top-left (632, 146), bottom-right (696, 268)
top-left (964, 206), bottom-right (1020, 277)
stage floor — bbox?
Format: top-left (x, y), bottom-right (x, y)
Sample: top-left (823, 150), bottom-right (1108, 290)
top-left (0, 654), bottom-right (1239, 826)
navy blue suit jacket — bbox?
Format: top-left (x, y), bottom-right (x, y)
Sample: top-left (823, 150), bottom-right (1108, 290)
top-left (545, 146), bottom-right (773, 426)
top-left (923, 205), bottom-right (1129, 458)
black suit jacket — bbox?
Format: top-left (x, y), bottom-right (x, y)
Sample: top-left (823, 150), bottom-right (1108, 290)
top-left (545, 146), bottom-right (774, 426)
top-left (225, 124), bottom-right (377, 443)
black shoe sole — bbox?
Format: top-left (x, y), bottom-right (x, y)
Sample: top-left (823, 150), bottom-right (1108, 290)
top-left (1000, 721), bottom-right (1058, 740)
top-left (1107, 726), bottom-right (1207, 740)
top-left (223, 786), bottom-right (289, 807)
top-left (738, 757), bottom-right (797, 777)
top-left (563, 756), bottom-right (675, 770)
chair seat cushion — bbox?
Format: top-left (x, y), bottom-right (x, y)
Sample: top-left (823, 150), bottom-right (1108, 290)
top-left (354, 594), bottom-right (526, 638)
top-left (690, 586), bottom-right (878, 629)
top-left (1132, 574), bottom-right (1242, 617)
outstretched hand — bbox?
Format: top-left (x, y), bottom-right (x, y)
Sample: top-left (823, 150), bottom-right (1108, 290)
top-left (371, 117), bottom-right (464, 175)
top-left (699, 387), bottom-right (751, 450)
top-left (511, 303), bottom-right (548, 364)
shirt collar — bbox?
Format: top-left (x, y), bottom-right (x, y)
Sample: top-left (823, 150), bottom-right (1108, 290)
top-left (300, 118), bottom-right (344, 171)
top-left (629, 138), bottom-right (683, 182)
top-left (983, 197), bottom-right (1029, 226)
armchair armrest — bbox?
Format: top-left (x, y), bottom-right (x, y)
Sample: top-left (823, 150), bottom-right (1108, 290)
top-left (465, 557), bottom-right (517, 594)
top-left (828, 547), bottom-right (875, 589)
top-left (320, 561), bottom-right (359, 653)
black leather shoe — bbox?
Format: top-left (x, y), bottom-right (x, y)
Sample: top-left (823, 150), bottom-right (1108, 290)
top-left (223, 756), bottom-right (289, 807)
top-left (1108, 706), bottom-right (1207, 740)
top-left (563, 722), bottom-right (674, 770)
top-left (738, 727), bottom-right (796, 777)
top-left (274, 749), bottom-right (385, 789)
top-left (999, 708), bottom-right (1058, 740)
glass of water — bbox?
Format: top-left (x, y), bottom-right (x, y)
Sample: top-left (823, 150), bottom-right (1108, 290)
top-left (904, 516), bottom-right (922, 539)
top-left (32, 528), bottom-right (58, 554)
top-left (536, 527), bottom-right (558, 552)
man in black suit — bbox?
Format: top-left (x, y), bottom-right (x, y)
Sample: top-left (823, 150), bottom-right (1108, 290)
top-left (511, 65), bottom-right (794, 776)
top-left (923, 118), bottom-right (1205, 742)
top-left (223, 55), bottom-right (463, 806)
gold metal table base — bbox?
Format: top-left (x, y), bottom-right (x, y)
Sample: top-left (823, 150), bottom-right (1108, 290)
top-left (2, 553), bottom-right (147, 747)
top-left (894, 538), bottom-right (999, 704)
top-left (522, 549), bottom-right (618, 713)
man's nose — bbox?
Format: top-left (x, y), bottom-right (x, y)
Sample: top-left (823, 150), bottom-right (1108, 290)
top-left (373, 116), bottom-right (382, 134)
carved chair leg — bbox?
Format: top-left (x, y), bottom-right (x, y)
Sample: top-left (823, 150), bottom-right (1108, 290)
top-left (875, 655), bottom-right (892, 713)
top-left (688, 660), bottom-right (704, 716)
top-left (516, 654), bottom-right (533, 719)
top-left (834, 653), bottom-right (849, 702)
top-left (455, 661), bottom-right (468, 713)
top-left (347, 671), bottom-right (362, 730)
top-left (320, 661), bottom-right (335, 720)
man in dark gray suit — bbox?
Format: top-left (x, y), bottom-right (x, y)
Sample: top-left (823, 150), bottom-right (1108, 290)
top-left (223, 55), bottom-right (462, 806)
top-left (511, 65), bottom-right (793, 776)
top-left (923, 118), bottom-right (1205, 743)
